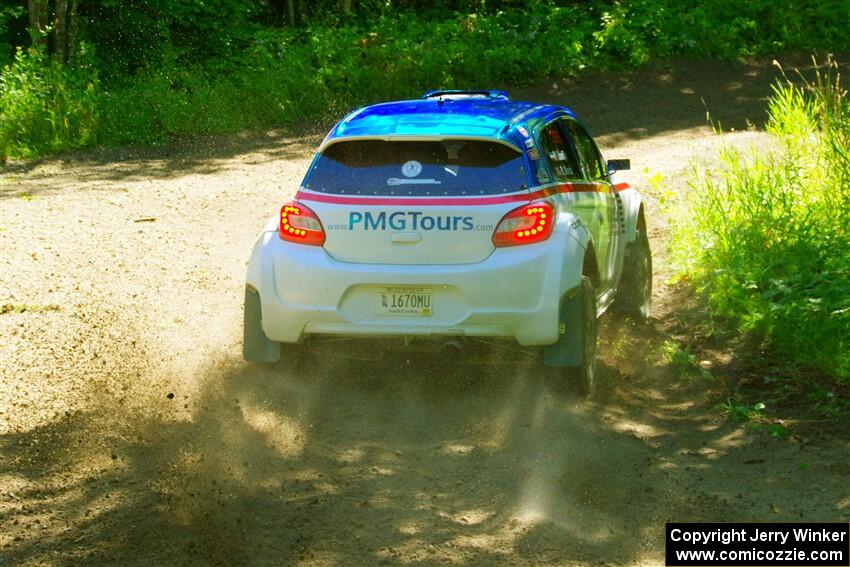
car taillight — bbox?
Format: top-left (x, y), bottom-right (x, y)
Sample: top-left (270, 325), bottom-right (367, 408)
top-left (279, 200), bottom-right (325, 246)
top-left (492, 201), bottom-right (555, 247)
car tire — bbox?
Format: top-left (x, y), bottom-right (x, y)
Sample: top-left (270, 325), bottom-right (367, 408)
top-left (612, 224), bottom-right (652, 322)
top-left (543, 275), bottom-right (598, 397)
top-left (243, 287), bottom-right (281, 363)
top-left (568, 276), bottom-right (598, 396)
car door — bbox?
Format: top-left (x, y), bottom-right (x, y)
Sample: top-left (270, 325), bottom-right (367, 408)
top-left (560, 118), bottom-right (617, 288)
top-left (535, 119), bottom-right (607, 281)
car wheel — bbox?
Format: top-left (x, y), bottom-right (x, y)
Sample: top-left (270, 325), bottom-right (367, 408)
top-left (612, 225), bottom-right (652, 322)
top-left (243, 287), bottom-right (281, 363)
top-left (567, 276), bottom-right (598, 396)
top-left (543, 275), bottom-right (598, 398)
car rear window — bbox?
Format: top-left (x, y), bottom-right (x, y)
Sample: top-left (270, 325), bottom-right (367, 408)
top-left (303, 139), bottom-right (528, 196)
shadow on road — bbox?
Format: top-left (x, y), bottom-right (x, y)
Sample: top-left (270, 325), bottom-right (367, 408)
top-left (516, 54), bottom-right (849, 145)
top-left (0, 130), bottom-right (322, 199)
top-left (3, 312), bottom-right (810, 566)
top-left (4, 55), bottom-right (847, 200)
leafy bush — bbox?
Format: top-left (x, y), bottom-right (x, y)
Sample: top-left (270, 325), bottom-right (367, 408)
top-left (0, 44), bottom-right (99, 160)
top-left (79, 0), bottom-right (267, 79)
top-left (669, 59), bottom-right (850, 381)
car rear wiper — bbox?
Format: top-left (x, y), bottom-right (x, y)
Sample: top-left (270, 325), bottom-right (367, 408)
top-left (386, 178), bottom-right (443, 186)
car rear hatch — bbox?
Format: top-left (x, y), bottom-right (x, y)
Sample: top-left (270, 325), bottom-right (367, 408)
top-left (299, 138), bottom-right (530, 265)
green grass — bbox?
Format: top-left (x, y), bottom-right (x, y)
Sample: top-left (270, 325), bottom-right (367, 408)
top-left (0, 45), bottom-right (98, 160)
top-left (669, 58), bottom-right (850, 384)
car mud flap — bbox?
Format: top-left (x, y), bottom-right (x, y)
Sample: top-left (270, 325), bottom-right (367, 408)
top-left (543, 286), bottom-right (582, 368)
top-left (243, 287), bottom-right (281, 363)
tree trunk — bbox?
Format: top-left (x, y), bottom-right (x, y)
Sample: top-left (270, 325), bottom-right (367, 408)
top-left (287, 0), bottom-right (295, 27)
top-left (66, 0), bottom-right (79, 64)
top-left (27, 0), bottom-right (49, 47)
top-left (54, 0), bottom-right (68, 62)
top-left (27, 0), bottom-right (78, 63)
top-left (340, 0), bottom-right (352, 15)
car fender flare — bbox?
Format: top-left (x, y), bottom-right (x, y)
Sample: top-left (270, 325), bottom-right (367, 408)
top-left (617, 185), bottom-right (645, 244)
top-left (245, 216), bottom-right (279, 287)
top-left (551, 210), bottom-right (593, 302)
top-left (540, 210), bottom-right (601, 357)
top-left (552, 209), bottom-right (591, 245)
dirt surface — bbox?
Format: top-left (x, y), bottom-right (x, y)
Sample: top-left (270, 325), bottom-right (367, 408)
top-left (1, 57), bottom-right (849, 566)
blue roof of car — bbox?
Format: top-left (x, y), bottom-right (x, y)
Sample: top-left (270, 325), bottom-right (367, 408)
top-left (324, 92), bottom-right (574, 149)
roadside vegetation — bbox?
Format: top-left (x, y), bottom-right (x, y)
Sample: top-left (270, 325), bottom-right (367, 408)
top-left (2, 0), bottom-right (850, 160)
top-left (668, 58), bottom-right (850, 399)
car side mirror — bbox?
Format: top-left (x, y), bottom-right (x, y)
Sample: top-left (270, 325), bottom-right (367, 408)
top-left (607, 159), bottom-right (631, 173)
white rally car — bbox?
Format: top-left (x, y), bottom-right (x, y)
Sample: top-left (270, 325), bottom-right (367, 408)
top-left (244, 90), bottom-right (651, 394)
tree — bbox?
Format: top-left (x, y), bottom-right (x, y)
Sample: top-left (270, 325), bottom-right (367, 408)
top-left (25, 0), bottom-right (78, 63)
top-left (26, 0), bottom-right (47, 47)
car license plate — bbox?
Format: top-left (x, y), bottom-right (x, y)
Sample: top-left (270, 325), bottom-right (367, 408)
top-left (376, 287), bottom-right (433, 317)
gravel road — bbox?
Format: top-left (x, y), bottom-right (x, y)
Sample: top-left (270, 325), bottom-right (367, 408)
top-left (2, 57), bottom-right (848, 566)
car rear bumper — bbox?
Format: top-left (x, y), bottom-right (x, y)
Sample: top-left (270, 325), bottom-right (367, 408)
top-left (246, 230), bottom-right (584, 346)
